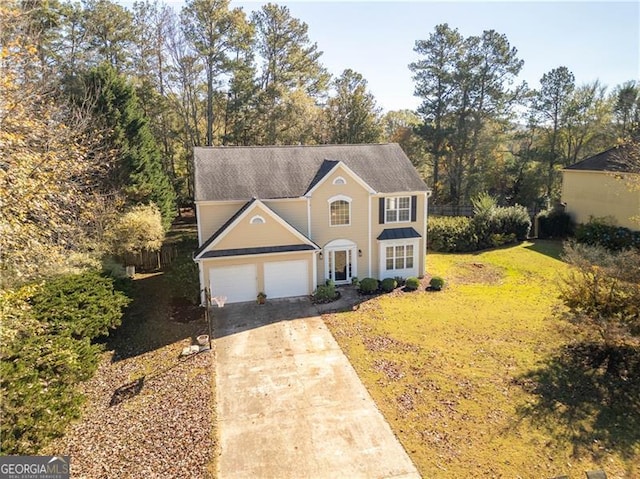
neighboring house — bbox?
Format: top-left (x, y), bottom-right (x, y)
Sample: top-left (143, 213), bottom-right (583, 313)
top-left (562, 144), bottom-right (640, 230)
top-left (193, 144), bottom-right (431, 304)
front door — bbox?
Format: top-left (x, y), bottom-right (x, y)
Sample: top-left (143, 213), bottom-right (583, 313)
top-left (329, 248), bottom-right (352, 283)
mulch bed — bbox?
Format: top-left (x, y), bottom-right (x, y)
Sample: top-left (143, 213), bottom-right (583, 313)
top-left (170, 297), bottom-right (203, 323)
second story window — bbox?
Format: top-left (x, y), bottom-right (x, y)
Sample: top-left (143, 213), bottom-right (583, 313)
top-left (385, 196), bottom-right (411, 223)
top-left (330, 199), bottom-right (350, 226)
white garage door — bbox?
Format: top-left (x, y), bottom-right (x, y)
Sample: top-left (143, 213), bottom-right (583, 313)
top-left (264, 260), bottom-right (309, 299)
top-left (209, 264), bottom-right (257, 304)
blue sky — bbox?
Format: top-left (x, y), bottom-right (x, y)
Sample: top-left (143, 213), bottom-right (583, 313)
top-left (129, 1), bottom-right (640, 112)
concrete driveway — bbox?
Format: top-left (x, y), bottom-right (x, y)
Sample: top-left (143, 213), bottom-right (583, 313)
top-left (213, 298), bottom-right (420, 479)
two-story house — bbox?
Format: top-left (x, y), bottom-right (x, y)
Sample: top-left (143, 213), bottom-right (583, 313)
top-left (193, 144), bottom-right (430, 303)
top-left (562, 143), bottom-right (640, 230)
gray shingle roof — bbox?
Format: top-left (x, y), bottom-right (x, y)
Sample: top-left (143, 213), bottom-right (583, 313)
top-left (194, 144), bottom-right (429, 201)
top-left (565, 143), bottom-right (639, 172)
top-left (376, 227), bottom-right (422, 241)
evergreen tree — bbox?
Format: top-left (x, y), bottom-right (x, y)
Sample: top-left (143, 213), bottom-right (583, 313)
top-left (80, 64), bottom-right (176, 229)
top-left (180, 0), bottom-right (250, 146)
top-left (410, 24), bottom-right (523, 206)
top-left (325, 69), bottom-right (383, 144)
top-left (251, 3), bottom-right (329, 144)
top-left (531, 66), bottom-right (575, 199)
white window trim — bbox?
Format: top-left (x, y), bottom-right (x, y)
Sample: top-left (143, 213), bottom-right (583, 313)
top-left (249, 215), bottom-right (266, 224)
top-left (385, 196), bottom-right (412, 224)
top-left (332, 176), bottom-right (347, 185)
top-left (378, 238), bottom-right (419, 279)
top-left (328, 194), bottom-right (352, 227)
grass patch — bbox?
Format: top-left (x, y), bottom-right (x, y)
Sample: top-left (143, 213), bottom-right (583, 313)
top-left (325, 241), bottom-right (639, 478)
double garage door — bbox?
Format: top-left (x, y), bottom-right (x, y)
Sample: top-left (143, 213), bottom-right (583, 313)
top-left (209, 259), bottom-right (310, 304)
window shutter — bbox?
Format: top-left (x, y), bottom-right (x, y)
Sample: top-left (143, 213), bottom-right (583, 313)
top-left (411, 195), bottom-right (417, 222)
top-left (379, 198), bottom-right (385, 224)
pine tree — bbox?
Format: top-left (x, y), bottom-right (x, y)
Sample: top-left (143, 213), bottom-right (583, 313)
top-left (80, 64), bottom-right (176, 228)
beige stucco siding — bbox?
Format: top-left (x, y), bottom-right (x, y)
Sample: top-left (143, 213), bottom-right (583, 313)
top-left (197, 201), bottom-right (245, 243)
top-left (214, 204), bottom-right (307, 250)
top-left (263, 199), bottom-right (308, 236)
top-left (309, 166), bottom-right (372, 283)
top-left (562, 170), bottom-right (640, 230)
top-left (371, 192), bottom-right (427, 279)
top-left (200, 251), bottom-right (315, 299)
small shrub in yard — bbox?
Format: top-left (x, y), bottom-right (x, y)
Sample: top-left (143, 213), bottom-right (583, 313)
top-left (313, 283), bottom-right (338, 303)
top-left (358, 277), bottom-right (379, 294)
top-left (29, 271), bottom-right (131, 339)
top-left (537, 208), bottom-right (574, 238)
top-left (429, 276), bottom-right (445, 291)
top-left (495, 205), bottom-right (531, 240)
top-left (490, 233), bottom-right (516, 248)
top-left (351, 277), bottom-right (359, 287)
top-left (165, 254), bottom-right (200, 305)
top-left (405, 277), bottom-right (420, 291)
top-left (394, 276), bottom-right (405, 287)
top-left (380, 278), bottom-right (397, 293)
top-left (428, 216), bottom-right (478, 252)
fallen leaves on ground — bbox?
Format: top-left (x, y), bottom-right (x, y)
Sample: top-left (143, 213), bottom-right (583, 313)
top-left (43, 272), bottom-right (215, 479)
top-left (44, 341), bottom-right (214, 479)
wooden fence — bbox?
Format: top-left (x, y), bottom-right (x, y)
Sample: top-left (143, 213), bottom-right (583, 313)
top-left (121, 244), bottom-right (178, 272)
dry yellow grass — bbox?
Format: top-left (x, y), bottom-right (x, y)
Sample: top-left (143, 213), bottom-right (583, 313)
top-left (325, 241), bottom-right (639, 479)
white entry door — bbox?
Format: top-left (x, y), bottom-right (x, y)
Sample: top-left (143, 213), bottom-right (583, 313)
top-left (209, 264), bottom-right (257, 304)
top-left (264, 260), bottom-right (309, 299)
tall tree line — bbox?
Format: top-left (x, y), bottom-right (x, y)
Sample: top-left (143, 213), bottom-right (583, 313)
top-left (409, 24), bottom-right (639, 208)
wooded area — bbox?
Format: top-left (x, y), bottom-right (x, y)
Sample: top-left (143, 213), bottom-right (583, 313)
top-left (1, 0), bottom-right (638, 287)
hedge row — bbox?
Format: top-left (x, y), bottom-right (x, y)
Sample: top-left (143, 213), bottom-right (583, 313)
top-left (575, 218), bottom-right (640, 251)
top-left (0, 271), bottom-right (130, 455)
top-left (428, 205), bottom-right (531, 253)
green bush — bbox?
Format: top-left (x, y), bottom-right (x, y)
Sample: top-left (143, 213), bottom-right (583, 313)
top-left (575, 217), bottom-right (640, 251)
top-left (164, 254), bottom-right (200, 304)
top-left (537, 208), bottom-right (574, 239)
top-left (29, 271), bottom-right (131, 339)
top-left (405, 277), bottom-right (420, 291)
top-left (473, 203), bottom-right (530, 249)
top-left (429, 276), bottom-right (445, 291)
top-left (351, 277), bottom-right (359, 287)
top-left (494, 205), bottom-right (531, 241)
top-left (358, 277), bottom-right (379, 294)
top-left (1, 272), bottom-right (130, 455)
top-left (429, 198), bottom-right (530, 252)
top-left (490, 233), bottom-right (517, 248)
top-left (313, 283), bottom-right (338, 302)
top-left (380, 278), bottom-right (397, 293)
top-left (428, 216), bottom-right (478, 252)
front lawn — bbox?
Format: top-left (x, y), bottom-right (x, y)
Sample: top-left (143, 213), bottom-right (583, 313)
top-left (325, 241), bottom-right (639, 478)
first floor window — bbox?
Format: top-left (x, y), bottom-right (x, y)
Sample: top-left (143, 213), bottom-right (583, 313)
top-left (385, 244), bottom-right (414, 270)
